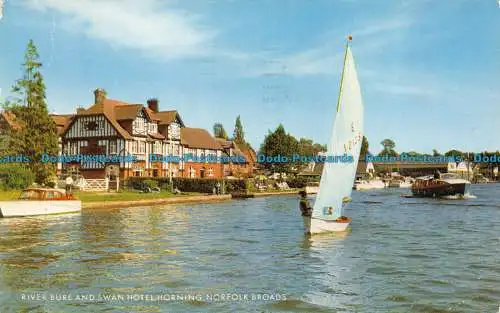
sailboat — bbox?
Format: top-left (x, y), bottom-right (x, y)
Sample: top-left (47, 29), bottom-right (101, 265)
top-left (303, 36), bottom-right (364, 234)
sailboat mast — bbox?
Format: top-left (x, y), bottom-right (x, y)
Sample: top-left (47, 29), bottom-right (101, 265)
top-left (336, 36), bottom-right (352, 112)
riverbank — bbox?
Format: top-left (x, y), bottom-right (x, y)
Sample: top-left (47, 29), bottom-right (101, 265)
top-left (83, 190), bottom-right (298, 208)
top-left (83, 194), bottom-right (232, 210)
top-left (75, 190), bottom-right (203, 202)
top-left (0, 189), bottom-right (298, 209)
top-left (253, 190), bottom-right (299, 197)
top-left (231, 190), bottom-right (299, 198)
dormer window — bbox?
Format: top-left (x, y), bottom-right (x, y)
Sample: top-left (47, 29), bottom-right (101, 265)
top-left (168, 122), bottom-right (180, 140)
top-left (133, 118), bottom-right (146, 133)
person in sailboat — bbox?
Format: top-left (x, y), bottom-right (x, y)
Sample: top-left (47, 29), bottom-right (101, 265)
top-left (434, 170), bottom-right (441, 180)
top-left (299, 191), bottom-right (313, 217)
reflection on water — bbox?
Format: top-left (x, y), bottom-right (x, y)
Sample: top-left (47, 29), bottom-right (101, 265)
top-left (0, 184), bottom-right (499, 312)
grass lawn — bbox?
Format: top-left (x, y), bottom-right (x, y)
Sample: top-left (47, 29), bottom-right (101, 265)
top-left (0, 189), bottom-right (205, 202)
top-left (75, 190), bottom-right (205, 202)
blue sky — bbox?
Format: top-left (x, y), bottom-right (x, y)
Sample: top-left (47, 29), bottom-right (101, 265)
top-left (0, 0), bottom-right (499, 154)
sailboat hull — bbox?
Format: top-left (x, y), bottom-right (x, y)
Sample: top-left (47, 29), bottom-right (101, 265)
top-left (303, 217), bottom-right (350, 234)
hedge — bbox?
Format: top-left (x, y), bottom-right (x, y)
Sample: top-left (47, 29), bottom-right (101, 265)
top-left (125, 177), bottom-right (248, 193)
top-left (286, 176), bottom-right (318, 189)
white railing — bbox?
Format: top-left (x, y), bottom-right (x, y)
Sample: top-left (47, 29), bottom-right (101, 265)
top-left (76, 178), bottom-right (120, 192)
top-left (79, 178), bottom-right (108, 191)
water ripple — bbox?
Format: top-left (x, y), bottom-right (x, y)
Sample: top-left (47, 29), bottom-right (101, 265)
top-left (0, 184), bottom-right (499, 312)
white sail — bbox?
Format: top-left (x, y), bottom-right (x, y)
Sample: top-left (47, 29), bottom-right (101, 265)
top-left (312, 46), bottom-right (364, 220)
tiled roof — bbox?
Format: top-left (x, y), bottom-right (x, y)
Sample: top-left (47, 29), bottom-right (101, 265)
top-left (72, 98), bottom-right (133, 139)
top-left (1, 111), bottom-right (72, 134)
top-left (114, 104), bottom-right (142, 120)
top-left (215, 138), bottom-right (233, 149)
top-left (154, 110), bottom-right (184, 126)
top-left (181, 128), bottom-right (223, 150)
top-left (236, 142), bottom-right (257, 163)
top-left (214, 138), bottom-right (256, 164)
top-left (49, 114), bottom-right (74, 135)
top-left (148, 133), bottom-right (165, 140)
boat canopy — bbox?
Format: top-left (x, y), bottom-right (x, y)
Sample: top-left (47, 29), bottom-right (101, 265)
top-left (18, 188), bottom-right (74, 200)
top-left (440, 173), bottom-right (460, 180)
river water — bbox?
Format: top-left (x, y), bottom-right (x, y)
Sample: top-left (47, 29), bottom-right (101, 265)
top-left (0, 184), bottom-right (499, 312)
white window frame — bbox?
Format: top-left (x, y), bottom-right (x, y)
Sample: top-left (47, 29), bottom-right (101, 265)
top-left (154, 141), bottom-right (162, 154)
top-left (109, 140), bottom-right (117, 154)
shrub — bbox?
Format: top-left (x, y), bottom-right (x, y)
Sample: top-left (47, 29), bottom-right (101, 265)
top-left (286, 176), bottom-right (317, 188)
top-left (143, 179), bottom-right (158, 188)
top-left (0, 164), bottom-right (35, 190)
top-left (172, 177), bottom-right (218, 193)
top-left (225, 179), bottom-right (247, 193)
top-left (125, 177), bottom-right (249, 193)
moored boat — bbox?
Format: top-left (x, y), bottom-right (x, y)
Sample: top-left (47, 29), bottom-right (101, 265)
top-left (411, 173), bottom-right (471, 198)
top-left (354, 179), bottom-right (386, 190)
top-left (0, 188), bottom-right (81, 218)
top-left (305, 182), bottom-right (320, 194)
top-left (388, 176), bottom-right (414, 188)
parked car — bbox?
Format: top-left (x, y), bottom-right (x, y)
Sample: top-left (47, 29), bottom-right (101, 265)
top-left (132, 181), bottom-right (152, 193)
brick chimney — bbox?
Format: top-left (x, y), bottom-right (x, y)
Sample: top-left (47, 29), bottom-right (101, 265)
top-left (93, 88), bottom-right (107, 105)
top-left (147, 98), bottom-right (159, 113)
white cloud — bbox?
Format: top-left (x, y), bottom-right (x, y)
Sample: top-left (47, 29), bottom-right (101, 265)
top-left (22, 0), bottom-right (220, 60)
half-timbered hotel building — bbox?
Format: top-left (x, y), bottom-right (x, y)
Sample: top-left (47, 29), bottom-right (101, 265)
top-left (0, 88), bottom-right (256, 180)
top-left (59, 88), bottom-right (227, 180)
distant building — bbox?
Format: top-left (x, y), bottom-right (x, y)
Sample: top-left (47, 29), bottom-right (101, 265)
top-left (216, 138), bottom-right (256, 177)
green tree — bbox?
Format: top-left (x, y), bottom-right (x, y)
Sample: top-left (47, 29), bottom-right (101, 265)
top-left (2, 40), bottom-right (58, 184)
top-left (260, 124), bottom-right (299, 173)
top-left (444, 149), bottom-right (464, 161)
top-left (432, 149), bottom-right (441, 157)
top-left (213, 123), bottom-right (228, 139)
top-left (360, 136), bottom-right (369, 157)
top-left (233, 115), bottom-right (245, 144)
top-left (406, 151), bottom-right (421, 157)
top-left (313, 143), bottom-right (327, 153)
top-left (296, 137), bottom-right (327, 171)
top-left (378, 138), bottom-right (398, 157)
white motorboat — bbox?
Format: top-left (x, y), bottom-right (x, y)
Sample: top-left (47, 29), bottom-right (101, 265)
top-left (303, 36), bottom-right (363, 235)
top-left (304, 182), bottom-right (320, 194)
top-left (387, 177), bottom-right (414, 188)
top-left (354, 179), bottom-right (386, 190)
top-left (0, 188), bottom-right (81, 218)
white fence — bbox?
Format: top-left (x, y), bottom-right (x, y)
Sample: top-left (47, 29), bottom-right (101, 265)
top-left (79, 178), bottom-right (108, 191)
top-left (68, 177), bottom-right (120, 192)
